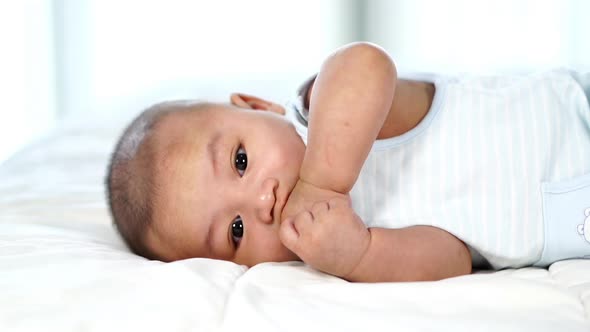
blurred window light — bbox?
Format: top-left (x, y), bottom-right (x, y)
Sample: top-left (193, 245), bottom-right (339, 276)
top-left (365, 0), bottom-right (589, 74)
top-left (57, 0), bottom-right (355, 118)
top-left (1, 0), bottom-right (588, 164)
top-left (0, 1), bottom-right (56, 164)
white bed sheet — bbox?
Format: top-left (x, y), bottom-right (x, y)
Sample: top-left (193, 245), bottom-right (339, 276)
top-left (1, 112), bottom-right (589, 332)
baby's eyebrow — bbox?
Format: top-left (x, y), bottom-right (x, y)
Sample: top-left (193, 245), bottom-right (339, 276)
top-left (207, 132), bottom-right (222, 177)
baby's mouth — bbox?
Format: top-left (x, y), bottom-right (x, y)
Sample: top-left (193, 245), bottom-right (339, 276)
top-left (277, 187), bottom-right (295, 225)
top-left (272, 196), bottom-right (279, 225)
top-left (273, 189), bottom-right (284, 225)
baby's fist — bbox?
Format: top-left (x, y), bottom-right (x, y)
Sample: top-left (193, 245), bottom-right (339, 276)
top-left (279, 197), bottom-right (370, 278)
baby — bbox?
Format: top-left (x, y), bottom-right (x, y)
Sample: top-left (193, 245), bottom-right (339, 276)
top-left (106, 42), bottom-right (590, 282)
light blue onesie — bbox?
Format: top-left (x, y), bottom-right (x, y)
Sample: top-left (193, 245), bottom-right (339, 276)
top-left (286, 69), bottom-right (590, 269)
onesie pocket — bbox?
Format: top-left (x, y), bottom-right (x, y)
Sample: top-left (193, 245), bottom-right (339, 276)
top-left (535, 173), bottom-right (590, 267)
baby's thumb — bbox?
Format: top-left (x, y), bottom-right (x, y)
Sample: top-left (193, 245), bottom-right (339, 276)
top-left (279, 217), bottom-right (300, 252)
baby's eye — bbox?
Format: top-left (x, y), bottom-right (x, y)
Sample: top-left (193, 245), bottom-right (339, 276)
top-left (231, 216), bottom-right (244, 246)
top-left (234, 146), bottom-right (247, 176)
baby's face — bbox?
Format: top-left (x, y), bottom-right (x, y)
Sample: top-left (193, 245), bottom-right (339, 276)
top-left (147, 103), bottom-right (305, 266)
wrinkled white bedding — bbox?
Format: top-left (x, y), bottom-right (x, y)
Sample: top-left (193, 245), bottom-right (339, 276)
top-left (1, 112), bottom-right (589, 332)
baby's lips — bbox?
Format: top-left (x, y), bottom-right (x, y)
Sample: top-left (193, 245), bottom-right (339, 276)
top-left (273, 196), bottom-right (283, 225)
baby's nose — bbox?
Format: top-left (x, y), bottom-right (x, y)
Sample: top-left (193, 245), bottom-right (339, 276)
top-left (254, 178), bottom-right (278, 224)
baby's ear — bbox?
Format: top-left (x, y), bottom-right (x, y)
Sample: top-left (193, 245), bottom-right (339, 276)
top-left (230, 93), bottom-right (285, 115)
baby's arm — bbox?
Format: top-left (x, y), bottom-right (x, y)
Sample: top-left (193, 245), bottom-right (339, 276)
top-left (280, 197), bottom-right (472, 282)
top-left (280, 44), bottom-right (472, 281)
top-left (348, 226), bottom-right (472, 282)
top-left (300, 42), bottom-right (396, 193)
top-left (280, 42), bottom-right (395, 221)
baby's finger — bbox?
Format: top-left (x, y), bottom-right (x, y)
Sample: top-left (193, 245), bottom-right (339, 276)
top-left (310, 201), bottom-right (329, 219)
top-left (293, 210), bottom-right (314, 233)
top-left (328, 196), bottom-right (352, 210)
top-left (279, 217), bottom-right (299, 252)
top-left (279, 211), bottom-right (313, 252)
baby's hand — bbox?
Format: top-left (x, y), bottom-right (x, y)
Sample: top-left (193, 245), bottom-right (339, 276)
top-left (279, 197), bottom-right (371, 278)
top-left (280, 178), bottom-right (350, 222)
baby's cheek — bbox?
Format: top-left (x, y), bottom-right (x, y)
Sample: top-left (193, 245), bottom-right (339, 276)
top-left (278, 146), bottom-right (302, 172)
top-left (266, 155), bottom-right (290, 179)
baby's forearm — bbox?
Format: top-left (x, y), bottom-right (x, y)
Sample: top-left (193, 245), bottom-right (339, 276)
top-left (299, 42), bottom-right (396, 193)
top-left (344, 227), bottom-right (472, 282)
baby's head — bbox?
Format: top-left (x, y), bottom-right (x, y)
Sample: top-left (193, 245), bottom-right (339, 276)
top-left (106, 94), bottom-right (305, 266)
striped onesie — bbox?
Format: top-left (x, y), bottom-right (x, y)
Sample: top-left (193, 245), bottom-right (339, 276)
top-left (287, 69), bottom-right (590, 269)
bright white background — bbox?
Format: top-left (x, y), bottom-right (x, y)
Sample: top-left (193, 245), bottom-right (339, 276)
top-left (1, 0), bottom-right (589, 163)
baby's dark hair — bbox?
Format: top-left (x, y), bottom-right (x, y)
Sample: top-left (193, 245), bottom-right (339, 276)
top-left (105, 101), bottom-right (210, 260)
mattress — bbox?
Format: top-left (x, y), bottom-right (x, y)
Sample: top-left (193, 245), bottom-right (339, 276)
top-left (1, 111), bottom-right (589, 332)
